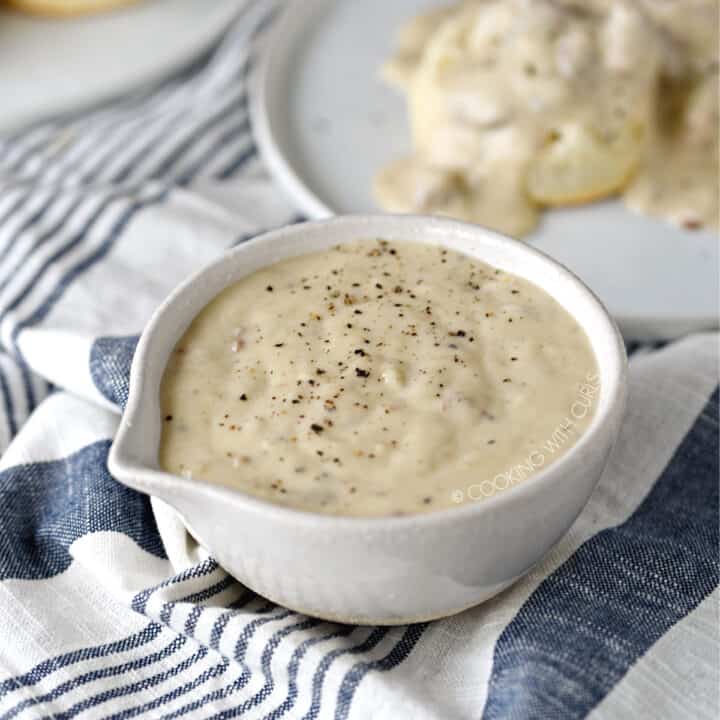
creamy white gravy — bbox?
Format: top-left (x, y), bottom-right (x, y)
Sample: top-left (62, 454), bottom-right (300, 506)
top-left (376, 0), bottom-right (719, 236)
top-left (160, 240), bottom-right (599, 517)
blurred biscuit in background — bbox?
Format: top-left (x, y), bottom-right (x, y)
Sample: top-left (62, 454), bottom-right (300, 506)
top-left (5, 0), bottom-right (138, 16)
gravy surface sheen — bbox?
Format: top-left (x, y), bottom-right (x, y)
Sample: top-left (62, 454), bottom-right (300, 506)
top-left (160, 240), bottom-right (599, 516)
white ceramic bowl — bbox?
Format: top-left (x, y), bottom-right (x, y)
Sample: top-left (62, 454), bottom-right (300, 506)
top-left (109, 215), bottom-right (627, 625)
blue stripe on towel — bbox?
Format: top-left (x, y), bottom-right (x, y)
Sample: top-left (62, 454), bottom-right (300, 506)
top-left (0, 623), bottom-right (163, 698)
top-left (0, 192), bottom-right (29, 236)
top-left (0, 353), bottom-right (46, 445)
top-left (263, 625), bottom-right (357, 720)
top-left (46, 647), bottom-right (212, 720)
top-left (208, 592), bottom-right (257, 650)
top-left (3, 634), bottom-right (187, 720)
top-left (184, 606), bottom-right (204, 637)
top-left (204, 618), bottom-right (324, 720)
top-left (156, 575), bottom-right (236, 629)
top-left (214, 146), bottom-right (258, 181)
top-left (7, 190), bottom-right (168, 383)
top-left (1, 583), bottom-right (255, 716)
top-left (149, 80), bottom-right (250, 181)
top-left (0, 128), bottom-right (57, 172)
top-left (110, 92), bottom-right (247, 186)
top-left (131, 559), bottom-right (219, 614)
top-left (301, 627), bottom-right (388, 720)
top-left (159, 601), bottom-right (177, 627)
top-left (0, 359), bottom-right (16, 438)
top-left (182, 575), bottom-right (236, 606)
top-left (89, 335), bottom-right (140, 409)
top-left (0, 439), bottom-right (165, 581)
top-left (101, 654), bottom-right (229, 720)
top-left (0, 193), bottom-right (85, 272)
top-left (0, 193), bottom-right (122, 318)
top-left (152, 607), bottom-right (295, 720)
top-left (481, 386), bottom-right (719, 720)
top-left (176, 118), bottom-right (252, 186)
top-left (334, 624), bottom-right (429, 720)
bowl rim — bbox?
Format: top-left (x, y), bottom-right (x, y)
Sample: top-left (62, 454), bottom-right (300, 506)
top-left (109, 213), bottom-right (627, 530)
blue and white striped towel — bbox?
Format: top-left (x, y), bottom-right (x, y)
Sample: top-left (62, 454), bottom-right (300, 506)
top-left (0, 5), bottom-right (717, 719)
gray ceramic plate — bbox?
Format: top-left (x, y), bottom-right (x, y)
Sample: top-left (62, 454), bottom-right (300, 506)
top-left (0, 0), bottom-right (248, 132)
top-left (251, 0), bottom-right (719, 341)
